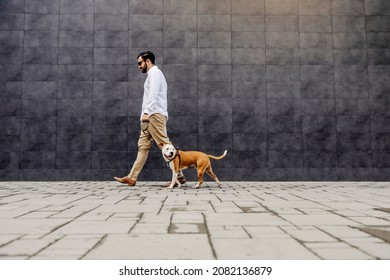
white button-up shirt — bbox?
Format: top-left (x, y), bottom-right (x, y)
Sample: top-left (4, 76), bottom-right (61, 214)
top-left (141, 66), bottom-right (168, 119)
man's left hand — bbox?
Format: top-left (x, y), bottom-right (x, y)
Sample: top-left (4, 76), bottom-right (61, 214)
top-left (141, 113), bottom-right (150, 123)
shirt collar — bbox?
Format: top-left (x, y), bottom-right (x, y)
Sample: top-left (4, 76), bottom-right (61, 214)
top-left (147, 65), bottom-right (158, 73)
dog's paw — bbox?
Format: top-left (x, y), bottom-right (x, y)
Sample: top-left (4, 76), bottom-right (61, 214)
top-left (167, 185), bottom-right (174, 189)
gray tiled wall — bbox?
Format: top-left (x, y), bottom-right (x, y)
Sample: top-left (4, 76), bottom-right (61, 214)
top-left (1, 0), bottom-right (390, 181)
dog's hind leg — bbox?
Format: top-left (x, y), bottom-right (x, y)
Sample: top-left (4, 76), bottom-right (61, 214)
top-left (206, 167), bottom-right (221, 188)
top-left (175, 172), bottom-right (182, 188)
top-left (192, 166), bottom-right (207, 189)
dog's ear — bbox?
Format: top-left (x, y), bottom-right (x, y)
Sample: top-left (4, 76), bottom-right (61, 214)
top-left (158, 143), bottom-right (165, 148)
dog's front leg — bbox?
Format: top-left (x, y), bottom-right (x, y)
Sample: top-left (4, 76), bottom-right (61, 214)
top-left (168, 172), bottom-right (177, 189)
top-left (167, 162), bottom-right (177, 189)
top-left (172, 161), bottom-right (182, 188)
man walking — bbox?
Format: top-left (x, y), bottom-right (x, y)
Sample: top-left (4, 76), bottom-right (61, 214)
top-left (114, 51), bottom-right (185, 186)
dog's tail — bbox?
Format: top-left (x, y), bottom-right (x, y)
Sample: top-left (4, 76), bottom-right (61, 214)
top-left (208, 150), bottom-right (228, 160)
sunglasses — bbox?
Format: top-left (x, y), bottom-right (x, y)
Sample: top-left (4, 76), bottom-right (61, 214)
top-left (137, 60), bottom-right (144, 66)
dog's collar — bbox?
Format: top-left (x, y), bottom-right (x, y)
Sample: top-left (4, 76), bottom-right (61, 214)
top-left (165, 150), bottom-right (181, 165)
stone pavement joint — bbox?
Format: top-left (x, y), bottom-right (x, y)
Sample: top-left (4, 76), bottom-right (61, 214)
top-left (0, 181), bottom-right (389, 260)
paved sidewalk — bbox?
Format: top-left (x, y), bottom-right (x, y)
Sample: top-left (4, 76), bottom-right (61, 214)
top-left (0, 181), bottom-right (389, 260)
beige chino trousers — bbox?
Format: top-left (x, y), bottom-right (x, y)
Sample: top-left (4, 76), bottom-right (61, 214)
top-left (128, 113), bottom-right (169, 181)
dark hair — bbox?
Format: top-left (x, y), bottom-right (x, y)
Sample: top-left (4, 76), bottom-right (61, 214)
top-left (137, 51), bottom-right (155, 64)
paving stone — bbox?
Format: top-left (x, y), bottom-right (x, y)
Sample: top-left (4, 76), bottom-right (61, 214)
top-left (19, 211), bottom-right (61, 219)
top-left (0, 256), bottom-right (28, 260)
top-left (138, 213), bottom-right (172, 224)
top-left (212, 238), bottom-right (319, 259)
top-left (208, 226), bottom-right (250, 239)
top-left (21, 234), bottom-right (55, 240)
top-left (298, 208), bottom-right (332, 214)
top-left (281, 227), bottom-right (337, 242)
top-left (47, 236), bottom-right (102, 250)
top-left (52, 220), bottom-right (136, 234)
top-left (306, 242), bottom-right (350, 249)
top-left (351, 242), bottom-right (390, 259)
top-left (50, 211), bottom-right (87, 219)
top-left (348, 216), bottom-right (390, 226)
top-left (213, 206), bottom-right (243, 213)
top-left (163, 200), bottom-right (188, 206)
top-left (83, 234), bottom-right (214, 260)
top-left (30, 234), bottom-right (102, 259)
top-left (319, 202), bottom-right (382, 210)
top-left (205, 213), bottom-right (290, 226)
top-left (0, 219), bottom-right (71, 235)
top-left (308, 246), bottom-right (374, 260)
top-left (358, 226), bottom-right (390, 242)
top-left (171, 212), bottom-right (204, 223)
top-left (240, 206), bottom-right (269, 213)
top-left (0, 239), bottom-right (56, 256)
top-left (0, 235), bottom-right (20, 246)
top-left (76, 212), bottom-right (117, 221)
top-left (0, 207), bottom-right (47, 219)
top-left (162, 204), bottom-right (215, 212)
top-left (97, 203), bottom-right (162, 213)
top-left (260, 200), bottom-right (329, 209)
top-left (319, 226), bottom-right (376, 238)
top-left (267, 208), bottom-right (308, 215)
top-left (169, 223), bottom-right (206, 234)
top-left (342, 237), bottom-right (386, 247)
top-left (130, 223), bottom-right (169, 234)
top-left (234, 201), bottom-right (265, 208)
top-left (332, 210), bottom-right (370, 217)
top-left (109, 213), bottom-right (142, 220)
top-left (30, 251), bottom-right (88, 260)
top-left (360, 209), bottom-right (390, 217)
top-left (279, 214), bottom-right (359, 226)
top-left (244, 226), bottom-right (290, 239)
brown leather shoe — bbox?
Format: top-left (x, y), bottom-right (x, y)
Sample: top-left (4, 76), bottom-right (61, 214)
top-left (114, 176), bottom-right (136, 186)
top-left (163, 177), bottom-right (186, 187)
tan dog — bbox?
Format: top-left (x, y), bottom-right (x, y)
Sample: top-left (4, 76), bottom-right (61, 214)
top-left (160, 143), bottom-right (227, 189)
